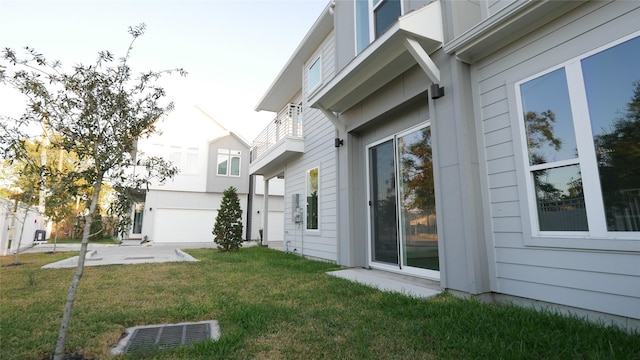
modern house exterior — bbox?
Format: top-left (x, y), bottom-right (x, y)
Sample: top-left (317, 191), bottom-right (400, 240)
top-left (0, 197), bottom-right (47, 256)
top-left (132, 105), bottom-right (273, 243)
top-left (250, 0), bottom-right (639, 329)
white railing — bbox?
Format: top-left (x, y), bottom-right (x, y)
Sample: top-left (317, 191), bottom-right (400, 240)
top-left (251, 103), bottom-right (303, 162)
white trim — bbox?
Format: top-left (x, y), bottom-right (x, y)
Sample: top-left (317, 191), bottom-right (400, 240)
top-left (305, 166), bottom-right (320, 232)
top-left (307, 55), bottom-right (323, 95)
top-left (365, 122), bottom-right (441, 280)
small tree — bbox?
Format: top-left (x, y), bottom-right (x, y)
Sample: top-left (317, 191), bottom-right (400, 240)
top-left (213, 186), bottom-right (243, 251)
top-left (1, 24), bottom-right (183, 360)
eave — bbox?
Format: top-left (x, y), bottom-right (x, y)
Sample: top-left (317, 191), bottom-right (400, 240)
top-left (443, 0), bottom-right (585, 63)
top-left (309, 0), bottom-right (443, 118)
top-left (254, 3), bottom-right (334, 113)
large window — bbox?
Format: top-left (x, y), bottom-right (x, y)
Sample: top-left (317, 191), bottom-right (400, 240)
top-left (355, 0), bottom-right (402, 54)
top-left (307, 57), bottom-right (322, 93)
top-left (161, 145), bottom-right (199, 175)
top-left (517, 34), bottom-right (640, 240)
top-left (306, 167), bottom-right (319, 230)
top-left (217, 149), bottom-right (241, 177)
top-left (373, 0), bottom-right (401, 38)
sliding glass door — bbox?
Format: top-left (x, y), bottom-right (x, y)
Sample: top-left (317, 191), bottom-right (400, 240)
top-left (367, 124), bottom-right (439, 277)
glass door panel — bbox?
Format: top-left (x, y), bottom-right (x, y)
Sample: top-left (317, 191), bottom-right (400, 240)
top-left (369, 139), bottom-right (398, 265)
top-left (397, 127), bottom-right (439, 271)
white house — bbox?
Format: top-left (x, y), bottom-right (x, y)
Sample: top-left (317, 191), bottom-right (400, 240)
top-left (250, 0), bottom-right (639, 330)
top-left (131, 105), bottom-right (282, 243)
top-left (0, 197), bottom-right (47, 256)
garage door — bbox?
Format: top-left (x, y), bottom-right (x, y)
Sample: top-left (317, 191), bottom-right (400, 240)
top-left (153, 209), bottom-right (217, 243)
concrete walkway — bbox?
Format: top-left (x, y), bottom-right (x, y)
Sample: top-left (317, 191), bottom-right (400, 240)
top-left (21, 241), bottom-right (257, 269)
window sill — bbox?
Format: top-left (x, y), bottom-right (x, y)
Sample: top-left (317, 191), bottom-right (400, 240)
top-left (524, 234), bottom-right (640, 252)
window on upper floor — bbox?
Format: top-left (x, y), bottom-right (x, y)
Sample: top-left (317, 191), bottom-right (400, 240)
top-left (355, 0), bottom-right (402, 54)
top-left (217, 149), bottom-right (241, 177)
top-left (164, 145), bottom-right (199, 175)
top-left (308, 56), bottom-right (322, 93)
top-left (516, 33), bottom-right (640, 240)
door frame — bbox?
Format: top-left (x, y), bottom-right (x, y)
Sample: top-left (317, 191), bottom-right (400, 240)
top-left (365, 122), bottom-right (440, 280)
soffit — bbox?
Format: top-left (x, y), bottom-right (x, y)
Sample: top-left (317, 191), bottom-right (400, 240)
top-left (255, 5), bottom-right (334, 113)
top-left (443, 0), bottom-right (585, 63)
top-left (309, 0), bottom-right (443, 114)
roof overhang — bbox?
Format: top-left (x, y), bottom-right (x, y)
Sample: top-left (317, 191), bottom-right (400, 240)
top-left (443, 0), bottom-right (585, 63)
top-left (309, 0), bottom-right (443, 117)
top-left (255, 3), bottom-right (334, 113)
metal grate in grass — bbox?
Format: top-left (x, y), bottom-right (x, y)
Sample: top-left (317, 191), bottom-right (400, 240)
top-left (110, 320), bottom-right (220, 355)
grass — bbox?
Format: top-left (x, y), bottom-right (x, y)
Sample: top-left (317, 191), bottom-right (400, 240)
top-left (1, 247), bottom-right (638, 359)
top-left (47, 237), bottom-right (120, 244)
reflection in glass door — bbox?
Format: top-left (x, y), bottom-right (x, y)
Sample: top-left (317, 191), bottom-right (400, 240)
top-left (368, 139), bottom-right (398, 265)
top-left (367, 124), bottom-right (439, 276)
top-left (398, 127), bottom-right (438, 272)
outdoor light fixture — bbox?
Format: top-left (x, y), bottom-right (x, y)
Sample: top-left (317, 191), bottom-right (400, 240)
top-left (430, 83), bottom-right (445, 99)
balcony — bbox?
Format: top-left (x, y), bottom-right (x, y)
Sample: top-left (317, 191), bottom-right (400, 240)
top-left (249, 103), bottom-right (304, 178)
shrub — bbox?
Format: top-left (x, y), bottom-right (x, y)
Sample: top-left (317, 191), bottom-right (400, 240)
top-left (213, 187), bottom-right (243, 251)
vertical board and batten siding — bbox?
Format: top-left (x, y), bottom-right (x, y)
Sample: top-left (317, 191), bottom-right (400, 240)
top-left (283, 30), bottom-right (338, 262)
top-left (473, 1), bottom-right (640, 319)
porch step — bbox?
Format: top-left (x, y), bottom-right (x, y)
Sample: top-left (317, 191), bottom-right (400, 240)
top-left (327, 268), bottom-right (441, 299)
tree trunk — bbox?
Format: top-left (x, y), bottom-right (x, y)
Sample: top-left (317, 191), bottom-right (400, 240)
top-left (53, 174), bottom-right (103, 360)
top-left (53, 221), bottom-right (59, 253)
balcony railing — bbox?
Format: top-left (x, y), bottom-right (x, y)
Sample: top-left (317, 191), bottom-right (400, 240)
top-left (251, 103), bottom-right (303, 162)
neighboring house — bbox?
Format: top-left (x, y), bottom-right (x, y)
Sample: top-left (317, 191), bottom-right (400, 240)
top-left (250, 0), bottom-right (639, 329)
top-left (0, 197), bottom-right (47, 256)
top-left (132, 105), bottom-right (259, 243)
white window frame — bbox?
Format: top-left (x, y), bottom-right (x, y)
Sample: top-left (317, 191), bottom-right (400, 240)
top-left (305, 166), bottom-right (320, 232)
top-left (217, 149), bottom-right (241, 177)
top-left (355, 0), bottom-right (404, 55)
top-left (370, 0), bottom-right (403, 45)
top-left (307, 56), bottom-right (322, 94)
top-left (515, 32), bottom-right (640, 251)
top-left (184, 147), bottom-right (199, 175)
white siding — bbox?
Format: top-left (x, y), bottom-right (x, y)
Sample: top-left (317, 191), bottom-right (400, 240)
top-left (473, 2), bottom-right (640, 319)
top-left (282, 30), bottom-right (338, 262)
top-left (0, 198), bottom-right (47, 256)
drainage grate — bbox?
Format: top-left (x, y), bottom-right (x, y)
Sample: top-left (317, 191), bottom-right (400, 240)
top-left (110, 320), bottom-right (220, 355)
top-left (123, 256), bottom-right (155, 260)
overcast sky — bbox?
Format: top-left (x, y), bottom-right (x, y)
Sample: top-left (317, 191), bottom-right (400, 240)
top-left (0, 0), bottom-right (328, 142)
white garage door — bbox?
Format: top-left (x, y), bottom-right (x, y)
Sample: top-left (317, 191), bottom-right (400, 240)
top-left (153, 209), bottom-right (217, 243)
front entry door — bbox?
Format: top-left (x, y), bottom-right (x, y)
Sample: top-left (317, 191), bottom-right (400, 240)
top-left (367, 124), bottom-right (439, 278)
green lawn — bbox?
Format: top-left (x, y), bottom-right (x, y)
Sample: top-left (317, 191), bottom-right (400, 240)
top-left (1, 247), bottom-right (638, 359)
top-left (48, 236), bottom-right (121, 244)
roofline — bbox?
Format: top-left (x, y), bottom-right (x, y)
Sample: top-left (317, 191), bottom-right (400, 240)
top-left (194, 104), bottom-right (228, 132)
top-left (208, 131), bottom-right (251, 149)
top-left (254, 1), bottom-right (334, 112)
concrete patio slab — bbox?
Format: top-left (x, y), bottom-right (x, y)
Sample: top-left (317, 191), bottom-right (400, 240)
top-left (27, 241), bottom-right (258, 269)
top-left (328, 268), bottom-right (441, 299)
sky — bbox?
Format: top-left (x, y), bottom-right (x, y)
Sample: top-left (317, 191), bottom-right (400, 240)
top-left (0, 0), bottom-right (328, 143)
